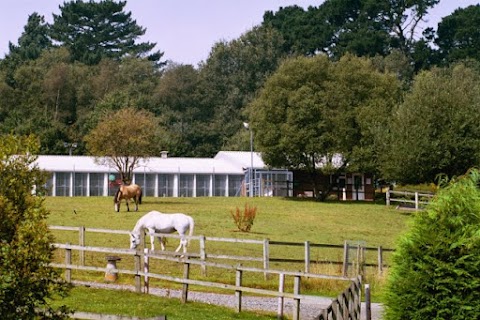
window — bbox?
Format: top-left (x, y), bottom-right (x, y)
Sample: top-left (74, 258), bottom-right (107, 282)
top-left (134, 173), bottom-right (156, 196)
top-left (89, 173), bottom-right (104, 196)
top-left (196, 175), bottom-right (210, 197)
top-left (158, 174), bottom-right (174, 197)
top-left (228, 175), bottom-right (243, 197)
top-left (55, 172), bottom-right (70, 196)
top-left (74, 173), bottom-right (88, 196)
top-left (214, 175), bottom-right (226, 196)
top-left (179, 174), bottom-right (194, 197)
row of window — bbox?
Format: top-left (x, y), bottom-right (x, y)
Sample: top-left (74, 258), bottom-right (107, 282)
top-left (48, 172), bottom-right (246, 197)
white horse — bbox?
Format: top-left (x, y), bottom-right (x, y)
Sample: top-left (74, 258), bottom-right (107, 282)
top-left (129, 210), bottom-right (195, 254)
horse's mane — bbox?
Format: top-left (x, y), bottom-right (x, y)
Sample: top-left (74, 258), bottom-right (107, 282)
top-left (132, 214), bottom-right (146, 234)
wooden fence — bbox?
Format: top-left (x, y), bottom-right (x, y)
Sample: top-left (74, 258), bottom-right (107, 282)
top-left (386, 190), bottom-right (435, 210)
top-left (51, 242), bottom-right (355, 320)
top-left (316, 276), bottom-right (362, 320)
top-left (46, 225), bottom-right (396, 320)
top-left (49, 225), bottom-right (394, 276)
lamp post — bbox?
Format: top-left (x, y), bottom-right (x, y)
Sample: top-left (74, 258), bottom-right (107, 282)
top-left (243, 122), bottom-right (254, 197)
top-left (63, 142), bottom-right (77, 156)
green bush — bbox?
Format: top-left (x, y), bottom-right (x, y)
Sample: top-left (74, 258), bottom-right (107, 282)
top-left (384, 169), bottom-right (480, 319)
top-left (0, 135), bottom-right (71, 319)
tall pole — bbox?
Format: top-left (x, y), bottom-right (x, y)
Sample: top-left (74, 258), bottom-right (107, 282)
top-left (249, 128), bottom-right (253, 197)
top-left (243, 122), bottom-right (254, 197)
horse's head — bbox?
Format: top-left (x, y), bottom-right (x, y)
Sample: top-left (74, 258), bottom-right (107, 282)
top-left (129, 232), bottom-right (141, 249)
top-left (114, 189), bottom-right (122, 212)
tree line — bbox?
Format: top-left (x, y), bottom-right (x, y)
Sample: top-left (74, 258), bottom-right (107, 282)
top-left (1, 0), bottom-right (480, 188)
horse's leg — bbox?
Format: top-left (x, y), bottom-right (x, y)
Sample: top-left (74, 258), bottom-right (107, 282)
top-left (149, 232), bottom-right (155, 251)
top-left (126, 199), bottom-right (130, 212)
top-left (175, 235), bottom-right (187, 253)
top-left (134, 196), bottom-right (139, 211)
top-left (158, 236), bottom-right (166, 251)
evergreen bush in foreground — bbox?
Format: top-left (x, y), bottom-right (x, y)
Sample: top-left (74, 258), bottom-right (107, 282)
top-left (384, 169), bottom-right (480, 319)
top-left (0, 135), bottom-right (71, 319)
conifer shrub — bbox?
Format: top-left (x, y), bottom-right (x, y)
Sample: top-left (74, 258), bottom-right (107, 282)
top-left (230, 203), bottom-right (257, 232)
top-left (384, 169), bottom-right (480, 319)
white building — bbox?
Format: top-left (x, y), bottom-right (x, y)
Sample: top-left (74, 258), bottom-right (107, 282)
top-left (35, 151), bottom-right (293, 198)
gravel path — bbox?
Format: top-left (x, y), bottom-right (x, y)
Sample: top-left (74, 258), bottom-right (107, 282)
top-left (74, 281), bottom-right (384, 319)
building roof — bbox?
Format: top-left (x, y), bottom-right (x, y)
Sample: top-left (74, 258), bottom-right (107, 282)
top-left (34, 151), bottom-right (268, 175)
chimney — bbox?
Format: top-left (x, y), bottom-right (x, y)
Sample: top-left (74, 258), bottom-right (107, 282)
top-left (160, 151), bottom-right (168, 159)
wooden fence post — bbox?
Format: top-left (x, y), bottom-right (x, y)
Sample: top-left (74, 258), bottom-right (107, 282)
top-left (277, 273), bottom-right (285, 319)
top-left (182, 262), bottom-right (190, 303)
top-left (134, 253), bottom-right (142, 293)
top-left (65, 243), bottom-right (72, 283)
top-left (386, 189), bottom-right (390, 206)
top-left (304, 241), bottom-right (310, 274)
top-left (79, 226), bottom-right (85, 266)
top-left (263, 238), bottom-right (270, 280)
top-left (293, 275), bottom-right (301, 320)
top-left (342, 241), bottom-right (349, 277)
top-left (235, 267), bottom-right (242, 312)
top-left (378, 246), bottom-right (383, 275)
top-left (144, 248), bottom-right (149, 294)
top-left (200, 235), bottom-right (207, 276)
top-left (415, 192), bottom-right (419, 210)
top-left (365, 283), bottom-right (371, 320)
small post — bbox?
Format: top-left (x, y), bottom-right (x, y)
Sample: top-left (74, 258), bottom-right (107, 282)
top-left (342, 240), bottom-right (349, 277)
top-left (293, 275), bottom-right (301, 320)
top-left (182, 262), bottom-right (190, 303)
top-left (79, 226), bottom-right (85, 266)
top-left (365, 284), bottom-right (371, 320)
top-left (105, 256), bottom-right (121, 282)
top-left (342, 187), bottom-right (346, 201)
top-left (200, 235), bottom-right (207, 276)
top-left (304, 241), bottom-right (310, 274)
top-left (415, 192), bottom-right (419, 210)
top-left (263, 238), bottom-right (270, 280)
top-left (378, 246), bottom-right (383, 275)
top-left (386, 189), bottom-right (390, 206)
top-left (277, 273), bottom-right (285, 319)
top-left (235, 267), bottom-right (243, 312)
top-left (65, 243), bottom-right (72, 283)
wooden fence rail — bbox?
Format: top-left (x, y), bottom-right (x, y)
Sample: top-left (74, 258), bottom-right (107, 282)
top-left (316, 276), bottom-right (362, 320)
top-left (386, 190), bottom-right (435, 210)
top-left (51, 243), bottom-right (356, 320)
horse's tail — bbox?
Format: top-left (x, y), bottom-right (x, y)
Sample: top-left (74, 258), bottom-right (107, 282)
top-left (187, 216), bottom-right (195, 247)
top-left (138, 188), bottom-right (143, 204)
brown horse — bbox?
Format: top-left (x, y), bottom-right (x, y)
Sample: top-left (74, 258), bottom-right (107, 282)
top-left (114, 183), bottom-right (142, 212)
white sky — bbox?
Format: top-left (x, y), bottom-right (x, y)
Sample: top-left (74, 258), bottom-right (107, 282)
top-left (0, 0), bottom-right (478, 66)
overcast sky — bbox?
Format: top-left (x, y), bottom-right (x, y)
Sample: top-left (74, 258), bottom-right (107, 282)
top-left (0, 0), bottom-right (478, 66)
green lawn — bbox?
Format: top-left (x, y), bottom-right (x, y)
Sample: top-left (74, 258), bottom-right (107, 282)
top-left (46, 196), bottom-right (408, 247)
top-left (45, 196), bottom-right (412, 317)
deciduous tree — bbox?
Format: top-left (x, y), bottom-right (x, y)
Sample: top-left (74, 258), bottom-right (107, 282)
top-left (247, 54), bottom-right (401, 199)
top-left (379, 63), bottom-right (480, 184)
top-left (84, 107), bottom-right (161, 183)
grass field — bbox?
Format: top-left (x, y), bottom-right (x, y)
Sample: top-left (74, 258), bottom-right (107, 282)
top-left (45, 196), bottom-right (412, 318)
